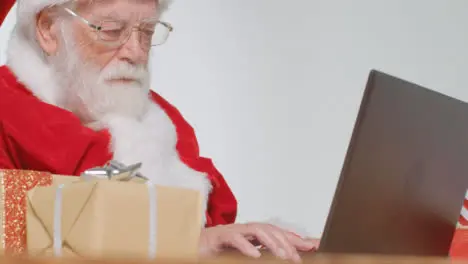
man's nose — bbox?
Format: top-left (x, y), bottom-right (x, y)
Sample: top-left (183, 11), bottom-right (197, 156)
top-left (117, 31), bottom-right (148, 65)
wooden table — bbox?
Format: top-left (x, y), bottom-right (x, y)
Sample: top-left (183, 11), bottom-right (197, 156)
top-left (0, 253), bottom-right (464, 264)
top-left (208, 253), bottom-right (464, 264)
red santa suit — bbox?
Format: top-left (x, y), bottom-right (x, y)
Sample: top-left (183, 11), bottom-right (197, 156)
top-left (0, 0), bottom-right (237, 227)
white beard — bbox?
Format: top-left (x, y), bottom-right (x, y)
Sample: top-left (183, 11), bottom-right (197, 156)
top-left (6, 22), bottom-right (212, 224)
top-left (49, 29), bottom-right (152, 123)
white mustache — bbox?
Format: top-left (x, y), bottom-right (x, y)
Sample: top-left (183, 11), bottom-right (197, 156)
top-left (100, 63), bottom-right (148, 82)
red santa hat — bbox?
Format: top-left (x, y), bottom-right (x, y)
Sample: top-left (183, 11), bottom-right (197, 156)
top-left (0, 0), bottom-right (15, 26)
top-left (0, 0), bottom-right (171, 28)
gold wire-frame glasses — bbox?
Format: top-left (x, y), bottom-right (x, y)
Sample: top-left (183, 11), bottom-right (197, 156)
top-left (62, 7), bottom-right (173, 50)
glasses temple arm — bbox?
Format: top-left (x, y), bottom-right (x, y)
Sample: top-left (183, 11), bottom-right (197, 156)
top-left (63, 7), bottom-right (102, 30)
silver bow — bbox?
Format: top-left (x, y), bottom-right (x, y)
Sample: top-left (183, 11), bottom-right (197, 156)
top-left (81, 160), bottom-right (149, 181)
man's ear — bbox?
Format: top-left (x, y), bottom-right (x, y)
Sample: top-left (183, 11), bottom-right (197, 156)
top-left (35, 9), bottom-right (61, 56)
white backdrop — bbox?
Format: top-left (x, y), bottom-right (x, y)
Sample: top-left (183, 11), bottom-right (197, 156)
top-left (2, 0), bottom-right (468, 237)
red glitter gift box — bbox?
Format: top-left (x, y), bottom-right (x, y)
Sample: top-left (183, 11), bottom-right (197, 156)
top-left (0, 170), bottom-right (77, 255)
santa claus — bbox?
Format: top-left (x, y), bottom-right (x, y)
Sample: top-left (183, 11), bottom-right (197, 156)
top-left (0, 0), bottom-right (318, 261)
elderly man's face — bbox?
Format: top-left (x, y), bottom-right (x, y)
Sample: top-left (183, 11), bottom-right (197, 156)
top-left (72, 0), bottom-right (158, 74)
top-left (37, 0), bottom-right (161, 124)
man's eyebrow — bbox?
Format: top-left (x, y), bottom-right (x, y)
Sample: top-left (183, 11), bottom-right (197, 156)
top-left (90, 14), bottom-right (159, 23)
top-left (91, 14), bottom-right (122, 21)
top-left (141, 18), bottom-right (159, 23)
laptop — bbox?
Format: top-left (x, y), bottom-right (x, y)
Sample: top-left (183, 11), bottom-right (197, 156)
top-left (318, 70), bottom-right (468, 256)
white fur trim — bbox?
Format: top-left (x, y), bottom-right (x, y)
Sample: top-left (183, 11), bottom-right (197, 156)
top-left (7, 26), bottom-right (63, 105)
top-left (102, 105), bottom-right (212, 224)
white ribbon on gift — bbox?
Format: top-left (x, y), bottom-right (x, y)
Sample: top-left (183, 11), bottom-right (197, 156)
top-left (147, 181), bottom-right (157, 259)
top-left (53, 184), bottom-right (65, 256)
top-left (53, 181), bottom-right (158, 258)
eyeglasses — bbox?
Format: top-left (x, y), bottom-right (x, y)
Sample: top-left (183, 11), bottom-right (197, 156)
top-left (62, 7), bottom-right (173, 50)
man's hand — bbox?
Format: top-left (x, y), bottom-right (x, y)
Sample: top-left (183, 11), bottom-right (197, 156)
top-left (199, 223), bottom-right (319, 263)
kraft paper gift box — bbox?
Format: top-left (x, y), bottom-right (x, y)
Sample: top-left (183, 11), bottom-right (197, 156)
top-left (26, 178), bottom-right (204, 260)
top-left (0, 170), bottom-right (78, 255)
